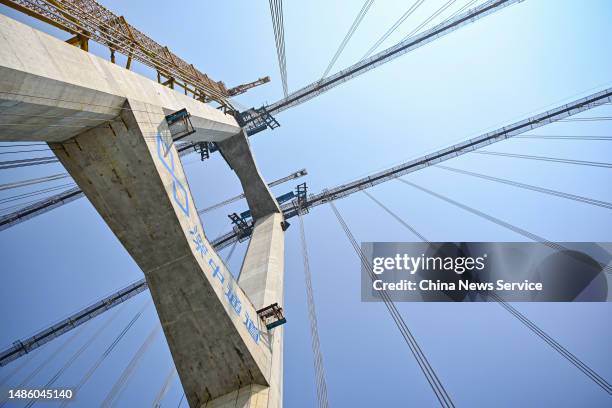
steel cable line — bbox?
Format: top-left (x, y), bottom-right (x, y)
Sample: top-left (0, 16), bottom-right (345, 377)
top-left (0, 143), bottom-right (51, 148)
top-left (0, 351), bottom-right (35, 388)
top-left (198, 169), bottom-right (307, 214)
top-left (0, 143), bottom-right (82, 155)
top-left (0, 187), bottom-right (83, 230)
top-left (152, 367), bottom-right (177, 408)
top-left (298, 213), bottom-right (330, 408)
top-left (0, 279), bottom-right (149, 367)
top-left (396, 177), bottom-right (565, 250)
top-left (269, 0), bottom-right (288, 96)
top-left (0, 157), bottom-right (59, 170)
top-left (214, 87), bottom-right (612, 252)
top-left (58, 299), bottom-right (152, 408)
top-left (366, 184), bottom-right (612, 394)
top-left (0, 173), bottom-right (69, 192)
top-left (324, 0), bottom-right (375, 76)
top-left (396, 178), bottom-right (612, 274)
top-left (473, 151), bottom-right (612, 168)
top-left (0, 183), bottom-right (77, 205)
top-left (516, 135), bottom-right (612, 141)
top-left (0, 329), bottom-right (84, 407)
top-left (489, 292), bottom-right (612, 394)
top-left (446, 0), bottom-right (480, 20)
top-left (279, 0), bottom-right (288, 94)
top-left (362, 190), bottom-right (428, 241)
top-left (0, 149), bottom-right (55, 155)
top-left (265, 0), bottom-right (525, 115)
top-left (0, 144), bottom-right (87, 156)
top-left (199, 195), bottom-right (249, 214)
top-left (329, 201), bottom-right (455, 408)
top-left (100, 326), bottom-right (162, 408)
top-left (277, 0), bottom-right (288, 96)
top-left (435, 165), bottom-right (612, 210)
top-left (23, 306), bottom-right (125, 408)
top-left (0, 167), bottom-right (306, 231)
top-left (4, 86), bottom-right (609, 230)
top-left (559, 116), bottom-right (612, 122)
top-left (362, 0), bottom-right (479, 61)
top-left (224, 240), bottom-right (238, 263)
top-left (361, 0), bottom-right (424, 60)
top-left (402, 0), bottom-right (459, 41)
top-left (0, 196), bottom-right (60, 215)
top-left (176, 393), bottom-right (185, 407)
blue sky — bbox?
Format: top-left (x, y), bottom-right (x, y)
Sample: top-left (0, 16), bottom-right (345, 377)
top-left (0, 0), bottom-right (611, 406)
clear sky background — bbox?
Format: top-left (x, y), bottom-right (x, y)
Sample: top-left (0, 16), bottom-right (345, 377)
top-left (0, 0), bottom-right (611, 407)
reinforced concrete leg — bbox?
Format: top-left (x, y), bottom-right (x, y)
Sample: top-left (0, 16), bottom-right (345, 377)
top-left (214, 124), bottom-right (286, 408)
top-left (203, 194), bottom-right (286, 408)
top-left (50, 99), bottom-right (271, 408)
top-left (239, 213), bottom-right (286, 309)
top-left (238, 213), bottom-right (286, 408)
top-left (216, 131), bottom-right (280, 219)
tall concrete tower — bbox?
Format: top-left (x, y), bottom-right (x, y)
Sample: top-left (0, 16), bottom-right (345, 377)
top-left (0, 14), bottom-right (286, 407)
